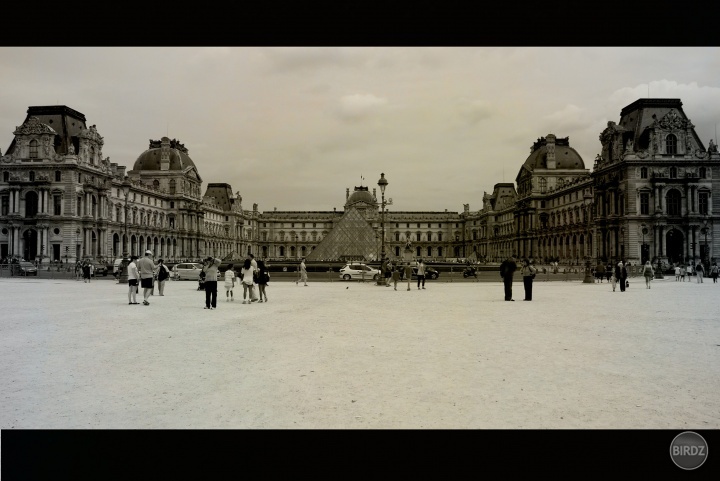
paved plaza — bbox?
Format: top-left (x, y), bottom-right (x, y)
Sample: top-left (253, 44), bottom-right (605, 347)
top-left (1, 274), bottom-right (719, 429)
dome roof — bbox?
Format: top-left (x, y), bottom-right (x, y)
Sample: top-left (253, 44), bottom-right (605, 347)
top-left (522, 135), bottom-right (585, 171)
top-left (132, 138), bottom-right (197, 172)
top-left (346, 187), bottom-right (376, 206)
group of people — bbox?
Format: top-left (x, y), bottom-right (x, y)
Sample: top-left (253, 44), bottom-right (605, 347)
top-left (76, 260), bottom-right (94, 283)
top-left (200, 254), bottom-right (271, 310)
top-left (499, 256), bottom-right (537, 301)
top-left (380, 258), bottom-right (428, 291)
top-left (125, 250), bottom-right (171, 305)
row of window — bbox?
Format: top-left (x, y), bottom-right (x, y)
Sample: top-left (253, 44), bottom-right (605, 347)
top-left (639, 166), bottom-right (708, 179)
top-left (638, 191), bottom-right (709, 215)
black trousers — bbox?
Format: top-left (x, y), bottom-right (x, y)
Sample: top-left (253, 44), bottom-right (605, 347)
top-left (205, 280), bottom-right (218, 308)
top-left (417, 275), bottom-right (425, 288)
top-left (503, 277), bottom-right (513, 300)
top-left (523, 277), bottom-right (533, 300)
top-left (619, 277), bottom-right (626, 292)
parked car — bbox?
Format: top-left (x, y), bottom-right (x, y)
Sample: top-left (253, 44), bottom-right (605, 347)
top-left (172, 262), bottom-right (204, 280)
top-left (13, 261), bottom-right (38, 276)
top-left (339, 263), bottom-right (380, 281)
top-left (93, 263), bottom-right (108, 276)
top-left (412, 266), bottom-right (439, 280)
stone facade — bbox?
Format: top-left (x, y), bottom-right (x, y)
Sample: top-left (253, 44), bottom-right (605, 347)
top-left (1, 99), bottom-right (718, 269)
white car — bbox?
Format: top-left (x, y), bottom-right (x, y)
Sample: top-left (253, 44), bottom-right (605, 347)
top-left (339, 263), bottom-right (380, 281)
top-left (172, 262), bottom-right (203, 280)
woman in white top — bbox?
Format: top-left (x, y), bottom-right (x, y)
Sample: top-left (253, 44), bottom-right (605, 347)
top-left (240, 258), bottom-right (256, 304)
top-left (127, 256), bottom-right (140, 304)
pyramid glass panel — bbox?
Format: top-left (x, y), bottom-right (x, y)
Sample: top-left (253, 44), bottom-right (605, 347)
top-left (306, 207), bottom-right (380, 262)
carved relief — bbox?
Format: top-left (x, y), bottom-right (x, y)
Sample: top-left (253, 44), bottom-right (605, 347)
top-left (13, 117), bottom-right (56, 136)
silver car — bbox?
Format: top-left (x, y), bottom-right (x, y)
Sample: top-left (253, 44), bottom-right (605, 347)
top-left (339, 263), bottom-right (380, 281)
top-left (172, 262), bottom-right (203, 280)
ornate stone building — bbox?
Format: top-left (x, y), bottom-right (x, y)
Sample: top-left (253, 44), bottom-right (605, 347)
top-left (1, 99), bottom-right (717, 269)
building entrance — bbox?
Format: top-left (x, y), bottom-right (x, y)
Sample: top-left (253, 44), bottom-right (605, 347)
top-left (22, 229), bottom-right (38, 261)
top-left (665, 229), bottom-right (684, 264)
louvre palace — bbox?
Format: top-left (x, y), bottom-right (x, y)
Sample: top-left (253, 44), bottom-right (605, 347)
top-left (1, 99), bottom-right (718, 270)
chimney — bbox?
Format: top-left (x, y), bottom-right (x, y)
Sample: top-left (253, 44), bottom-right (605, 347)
top-left (546, 134), bottom-right (556, 169)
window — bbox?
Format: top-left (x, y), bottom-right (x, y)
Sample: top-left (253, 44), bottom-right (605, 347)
top-left (54, 195), bottom-right (61, 215)
top-left (640, 192), bottom-right (650, 215)
top-left (666, 190), bottom-right (681, 216)
top-left (417, 223), bottom-right (420, 228)
top-left (1, 195), bottom-right (8, 215)
top-left (169, 179), bottom-right (176, 194)
top-left (76, 197), bottom-right (82, 216)
top-left (416, 231), bottom-right (421, 241)
top-left (3, 172), bottom-right (8, 182)
top-left (669, 167), bottom-right (677, 179)
top-left (170, 201), bottom-right (174, 208)
top-left (699, 167), bottom-right (706, 178)
top-left (395, 232), bottom-right (400, 241)
top-left (427, 231), bottom-right (432, 242)
top-left (666, 134), bottom-right (677, 155)
top-left (640, 167), bottom-right (648, 179)
top-left (539, 178), bottom-right (547, 193)
top-left (78, 173), bottom-right (82, 183)
top-left (89, 146), bottom-right (95, 165)
top-left (699, 192), bottom-right (709, 215)
top-left (427, 247), bottom-right (432, 256)
top-left (29, 171), bottom-right (35, 182)
top-left (540, 200), bottom-right (546, 208)
top-left (29, 140), bottom-right (38, 158)
top-left (55, 171), bottom-right (62, 182)
top-left (438, 233), bottom-right (443, 242)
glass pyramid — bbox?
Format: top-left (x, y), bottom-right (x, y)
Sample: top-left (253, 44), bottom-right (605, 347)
top-left (306, 207), bottom-right (380, 262)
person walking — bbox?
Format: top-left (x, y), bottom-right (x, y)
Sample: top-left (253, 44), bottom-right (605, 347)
top-left (404, 262), bottom-right (413, 291)
top-left (88, 262), bottom-right (95, 281)
top-left (137, 250), bottom-right (157, 305)
top-left (674, 265), bottom-right (681, 281)
top-left (256, 259), bottom-right (270, 302)
top-left (202, 256), bottom-right (221, 309)
top-left (240, 258), bottom-right (256, 304)
top-left (710, 262), bottom-right (719, 283)
top-left (595, 261), bottom-right (605, 283)
top-left (127, 255), bottom-right (139, 305)
top-left (416, 259), bottom-right (426, 290)
top-left (500, 254), bottom-right (517, 301)
top-left (605, 262), bottom-right (613, 283)
top-left (520, 258), bottom-right (536, 301)
top-left (383, 258), bottom-right (393, 287)
top-left (224, 263), bottom-right (235, 302)
top-left (617, 260), bottom-right (628, 292)
top-left (156, 259), bottom-right (170, 296)
top-left (695, 262), bottom-right (705, 283)
top-left (610, 263), bottom-right (618, 292)
top-left (680, 264), bottom-right (687, 282)
top-left (299, 257), bottom-right (308, 286)
top-left (392, 264), bottom-right (401, 290)
top-left (642, 260), bottom-right (654, 289)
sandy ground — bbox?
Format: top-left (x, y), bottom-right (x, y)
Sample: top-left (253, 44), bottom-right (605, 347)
top-left (0, 274), bottom-right (719, 429)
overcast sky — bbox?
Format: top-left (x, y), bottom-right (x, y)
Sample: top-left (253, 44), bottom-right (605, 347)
top-left (2, 47), bottom-right (719, 213)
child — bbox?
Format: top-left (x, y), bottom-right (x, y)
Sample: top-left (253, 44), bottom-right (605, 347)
top-left (680, 265), bottom-right (686, 282)
top-left (392, 264), bottom-right (401, 290)
top-left (256, 260), bottom-right (270, 302)
top-left (674, 265), bottom-right (681, 281)
top-left (224, 263), bottom-right (235, 301)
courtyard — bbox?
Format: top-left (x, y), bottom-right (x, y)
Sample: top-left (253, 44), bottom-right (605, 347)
top-left (0, 274), bottom-right (718, 429)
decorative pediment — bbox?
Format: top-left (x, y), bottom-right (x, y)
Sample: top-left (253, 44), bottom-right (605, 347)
top-left (658, 110), bottom-right (691, 131)
top-left (14, 117), bottom-right (56, 136)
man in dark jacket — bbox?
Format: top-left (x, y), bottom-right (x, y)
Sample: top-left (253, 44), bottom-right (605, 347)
top-left (499, 255), bottom-right (517, 301)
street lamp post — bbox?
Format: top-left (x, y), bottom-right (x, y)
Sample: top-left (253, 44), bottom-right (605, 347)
top-left (119, 177), bottom-right (131, 283)
top-left (701, 217), bottom-right (709, 275)
top-left (376, 173), bottom-right (389, 286)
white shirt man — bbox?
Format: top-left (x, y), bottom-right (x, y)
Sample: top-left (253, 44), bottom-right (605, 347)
top-left (127, 256), bottom-right (139, 305)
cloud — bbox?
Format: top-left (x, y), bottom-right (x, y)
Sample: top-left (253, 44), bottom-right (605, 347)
top-left (335, 93), bottom-right (388, 122)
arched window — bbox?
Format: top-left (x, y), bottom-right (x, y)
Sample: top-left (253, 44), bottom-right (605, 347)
top-left (640, 167), bottom-right (648, 179)
top-left (89, 146), bottom-right (95, 165)
top-left (169, 179), bottom-right (176, 194)
top-left (427, 231), bottom-right (432, 242)
top-left (666, 189), bottom-right (681, 216)
top-left (25, 191), bottom-right (39, 217)
top-left (153, 179), bottom-right (160, 189)
top-left (438, 232), bottom-right (443, 242)
top-left (416, 231), bottom-right (421, 242)
top-left (395, 232), bottom-right (400, 241)
top-left (29, 171), bottom-right (35, 181)
top-left (699, 167), bottom-right (706, 178)
top-left (539, 178), bottom-right (547, 193)
top-left (55, 171), bottom-right (62, 182)
top-left (669, 166), bottom-right (677, 179)
top-left (29, 140), bottom-right (38, 158)
top-left (666, 134), bottom-right (677, 155)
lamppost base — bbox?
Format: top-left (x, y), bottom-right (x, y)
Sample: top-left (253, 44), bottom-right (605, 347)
top-left (118, 255), bottom-right (130, 284)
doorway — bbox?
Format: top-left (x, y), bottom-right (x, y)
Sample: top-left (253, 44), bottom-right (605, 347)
top-left (22, 229), bottom-right (38, 260)
top-left (665, 228), bottom-right (684, 264)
